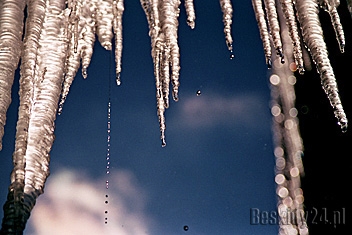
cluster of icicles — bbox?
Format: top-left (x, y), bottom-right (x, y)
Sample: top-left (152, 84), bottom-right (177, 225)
top-left (0, 0), bottom-right (350, 234)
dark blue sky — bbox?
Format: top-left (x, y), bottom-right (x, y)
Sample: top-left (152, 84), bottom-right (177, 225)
top-left (0, 1), bottom-right (279, 234)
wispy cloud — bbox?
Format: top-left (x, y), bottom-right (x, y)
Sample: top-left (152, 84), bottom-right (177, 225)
top-left (173, 93), bottom-right (268, 129)
top-left (27, 169), bottom-right (155, 235)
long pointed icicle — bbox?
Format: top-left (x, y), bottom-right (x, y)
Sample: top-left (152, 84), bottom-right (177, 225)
top-left (279, 0), bottom-right (304, 74)
top-left (319, 0), bottom-right (345, 53)
top-left (0, 0), bottom-right (26, 150)
top-left (113, 0), bottom-right (124, 86)
top-left (264, 0), bottom-right (284, 63)
top-left (252, 0), bottom-right (272, 68)
top-left (219, 0), bottom-right (233, 52)
top-left (3, 0), bottom-right (47, 233)
top-left (295, 0), bottom-right (348, 132)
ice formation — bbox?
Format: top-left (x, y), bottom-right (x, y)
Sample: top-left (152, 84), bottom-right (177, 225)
top-left (0, 0), bottom-right (350, 234)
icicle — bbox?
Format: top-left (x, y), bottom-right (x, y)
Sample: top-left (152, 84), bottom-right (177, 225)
top-left (264, 0), bottom-right (284, 63)
top-left (319, 0), bottom-right (345, 53)
top-left (0, 0), bottom-right (26, 150)
top-left (279, 0), bottom-right (304, 74)
top-left (295, 0), bottom-right (348, 132)
top-left (6, 0), bottom-right (47, 232)
top-left (184, 0), bottom-right (195, 29)
top-left (160, 0), bottom-right (181, 102)
top-left (80, 2), bottom-right (97, 78)
top-left (219, 0), bottom-right (233, 52)
top-left (113, 0), bottom-right (124, 85)
top-left (252, 0), bottom-right (272, 68)
top-left (96, 0), bottom-right (114, 50)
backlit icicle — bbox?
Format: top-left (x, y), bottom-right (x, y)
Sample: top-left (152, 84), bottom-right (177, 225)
top-left (279, 0), bottom-right (304, 74)
top-left (0, 0), bottom-right (26, 150)
top-left (184, 0), bottom-right (195, 29)
top-left (264, 0), bottom-right (284, 63)
top-left (295, 0), bottom-right (348, 132)
top-left (113, 0), bottom-right (124, 86)
top-left (219, 0), bottom-right (233, 52)
top-left (319, 0), bottom-right (345, 52)
top-left (252, 0), bottom-right (272, 67)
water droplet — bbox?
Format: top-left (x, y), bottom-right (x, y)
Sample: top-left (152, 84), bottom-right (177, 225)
top-left (183, 225), bottom-right (189, 231)
top-left (196, 90), bottom-right (201, 96)
top-left (105, 201), bottom-right (108, 204)
top-left (105, 195), bottom-right (108, 198)
top-left (230, 53), bottom-right (235, 60)
top-left (105, 221), bottom-right (108, 224)
top-left (161, 138), bottom-right (166, 147)
top-left (82, 67), bottom-right (88, 79)
top-left (105, 211), bottom-right (108, 214)
top-left (116, 73), bottom-right (121, 86)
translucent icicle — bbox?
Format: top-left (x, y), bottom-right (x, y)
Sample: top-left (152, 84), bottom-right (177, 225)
top-left (279, 0), bottom-right (304, 74)
top-left (319, 0), bottom-right (345, 53)
top-left (184, 0), bottom-right (195, 29)
top-left (96, 0), bottom-right (114, 50)
top-left (154, 40), bottom-right (166, 147)
top-left (160, 0), bottom-right (181, 102)
top-left (80, 1), bottom-right (97, 78)
top-left (7, 1), bottom-right (47, 232)
top-left (264, 0), bottom-right (284, 63)
top-left (252, 0), bottom-right (272, 68)
top-left (219, 0), bottom-right (233, 52)
top-left (113, 0), bottom-right (124, 85)
top-left (295, 0), bottom-right (348, 132)
top-left (0, 0), bottom-right (26, 150)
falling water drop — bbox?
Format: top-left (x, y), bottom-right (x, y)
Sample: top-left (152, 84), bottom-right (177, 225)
top-left (183, 225), bottom-right (189, 231)
top-left (196, 90), bottom-right (201, 96)
top-left (82, 67), bottom-right (88, 79)
top-left (230, 53), bottom-right (235, 59)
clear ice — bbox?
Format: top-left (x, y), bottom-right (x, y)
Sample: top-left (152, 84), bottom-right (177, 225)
top-left (0, 0), bottom-right (350, 234)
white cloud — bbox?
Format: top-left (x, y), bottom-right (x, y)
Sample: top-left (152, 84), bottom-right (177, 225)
top-left (27, 169), bottom-right (155, 235)
top-left (174, 93), bottom-right (268, 129)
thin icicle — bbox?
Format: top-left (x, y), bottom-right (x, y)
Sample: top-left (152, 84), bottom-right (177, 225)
top-left (160, 0), bottom-right (181, 102)
top-left (295, 0), bottom-right (347, 132)
top-left (264, 0), bottom-right (284, 63)
top-left (184, 0), bottom-right (195, 29)
top-left (279, 0), bottom-right (304, 74)
top-left (80, 1), bottom-right (97, 78)
top-left (252, 0), bottom-right (272, 68)
top-left (113, 0), bottom-right (124, 85)
top-left (319, 0), bottom-right (345, 53)
top-left (219, 0), bottom-right (233, 52)
top-left (0, 0), bottom-right (26, 150)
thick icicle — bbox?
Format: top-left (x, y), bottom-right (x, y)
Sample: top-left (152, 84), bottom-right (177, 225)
top-left (1, 0), bottom-right (69, 233)
top-left (252, 0), bottom-right (272, 67)
top-left (264, 0), bottom-right (284, 63)
top-left (0, 0), bottom-right (26, 150)
top-left (295, 0), bottom-right (347, 132)
top-left (2, 0), bottom-right (47, 233)
top-left (96, 0), bottom-right (114, 50)
top-left (219, 0), bottom-right (233, 52)
top-left (279, 0), bottom-right (304, 74)
top-left (113, 0), bottom-right (124, 85)
top-left (184, 0), bottom-right (195, 29)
